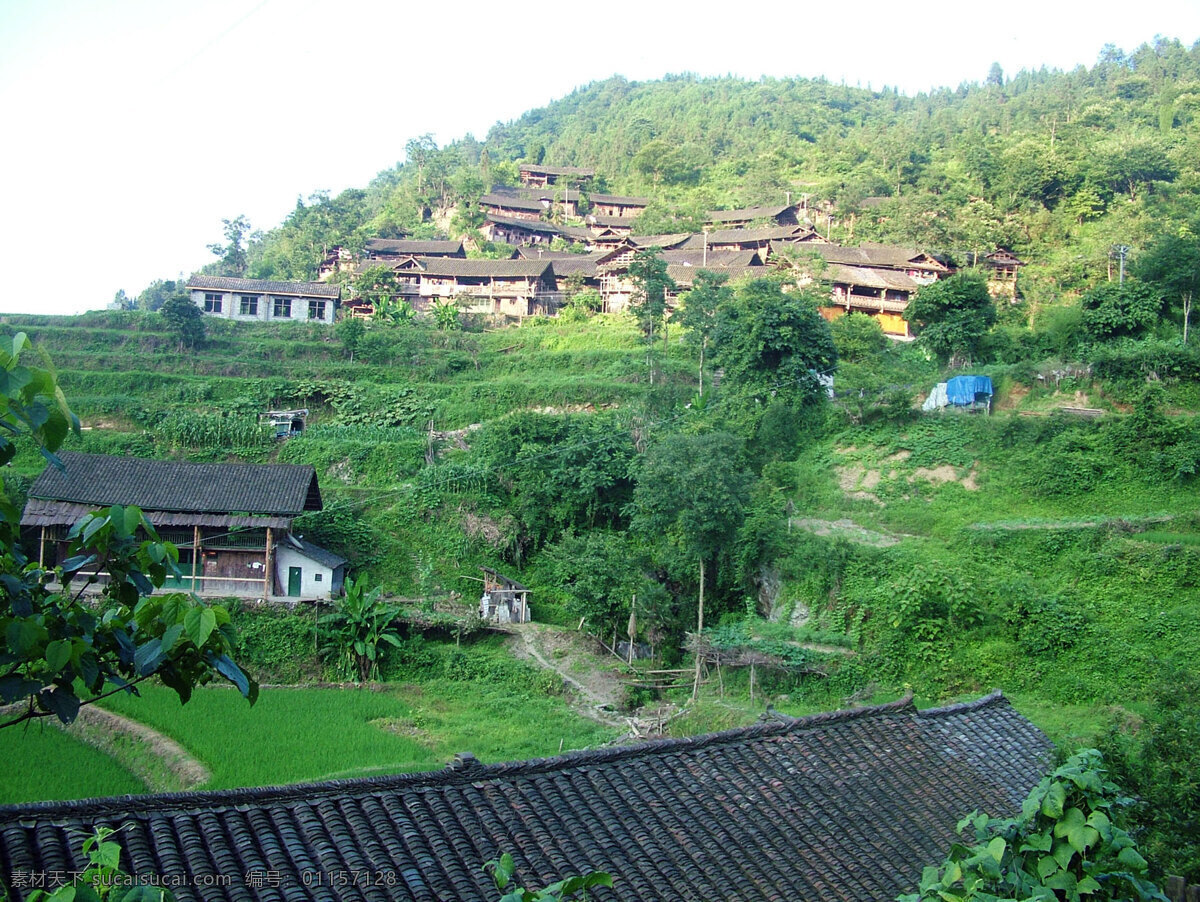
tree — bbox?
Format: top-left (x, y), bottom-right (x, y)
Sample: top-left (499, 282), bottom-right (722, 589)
top-left (337, 316), bottom-right (366, 362)
top-left (1079, 281), bottom-right (1161, 341)
top-left (207, 215), bottom-right (256, 277)
top-left (630, 432), bottom-right (752, 696)
top-left (900, 749), bottom-right (1166, 902)
top-left (0, 334), bottom-right (256, 728)
top-left (675, 270), bottom-right (731, 396)
top-left (628, 250), bottom-right (676, 384)
top-left (712, 278), bottom-right (838, 406)
top-left (1137, 225), bottom-right (1200, 343)
top-left (159, 294), bottom-right (205, 350)
top-left (903, 272), bottom-right (996, 366)
top-left (829, 311), bottom-right (888, 362)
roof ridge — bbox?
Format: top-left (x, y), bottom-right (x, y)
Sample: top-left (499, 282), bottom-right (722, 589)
top-left (915, 690), bottom-right (1006, 717)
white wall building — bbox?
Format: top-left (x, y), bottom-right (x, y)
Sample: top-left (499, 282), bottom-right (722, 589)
top-left (186, 275), bottom-right (340, 324)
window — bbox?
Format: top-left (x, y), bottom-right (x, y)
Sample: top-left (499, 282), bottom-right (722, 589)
top-left (203, 293), bottom-right (222, 313)
top-left (308, 299), bottom-right (327, 321)
top-left (314, 572), bottom-right (322, 582)
top-left (272, 297), bottom-right (292, 318)
top-left (239, 295), bottom-right (259, 316)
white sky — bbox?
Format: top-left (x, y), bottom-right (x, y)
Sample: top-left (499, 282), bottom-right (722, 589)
top-left (2, 0), bottom-right (1199, 316)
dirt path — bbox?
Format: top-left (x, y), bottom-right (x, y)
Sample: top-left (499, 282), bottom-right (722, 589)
top-left (505, 623), bottom-right (634, 731)
top-left (68, 705), bottom-right (210, 792)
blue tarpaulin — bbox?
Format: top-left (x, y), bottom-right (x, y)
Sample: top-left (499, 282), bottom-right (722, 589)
top-left (945, 375), bottom-right (993, 406)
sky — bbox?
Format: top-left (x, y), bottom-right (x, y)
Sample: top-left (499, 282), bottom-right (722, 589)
top-left (2, 0), bottom-right (1199, 317)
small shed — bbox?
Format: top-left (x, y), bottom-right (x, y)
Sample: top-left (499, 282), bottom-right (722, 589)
top-left (262, 409), bottom-right (308, 439)
top-left (480, 567), bottom-right (530, 623)
top-left (273, 535), bottom-right (347, 599)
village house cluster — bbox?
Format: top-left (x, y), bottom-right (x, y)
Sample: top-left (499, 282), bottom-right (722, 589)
top-left (188, 163), bottom-right (1023, 338)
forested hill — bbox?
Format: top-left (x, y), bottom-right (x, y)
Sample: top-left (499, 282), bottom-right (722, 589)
top-left (213, 37), bottom-right (1200, 306)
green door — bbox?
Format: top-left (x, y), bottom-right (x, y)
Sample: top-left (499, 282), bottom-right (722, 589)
top-left (287, 567), bottom-right (302, 597)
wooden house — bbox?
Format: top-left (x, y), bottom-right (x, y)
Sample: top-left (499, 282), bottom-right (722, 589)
top-left (584, 213), bottom-right (635, 235)
top-left (186, 275), bottom-right (340, 325)
top-left (819, 263), bottom-right (924, 336)
top-left (479, 193), bottom-right (545, 221)
top-left (479, 566), bottom-right (530, 623)
top-left (705, 203), bottom-right (801, 229)
top-left (20, 452), bottom-right (341, 600)
top-left (480, 215), bottom-right (566, 247)
top-left (518, 164), bottom-right (594, 188)
top-left (317, 245), bottom-right (356, 281)
top-left (363, 239), bottom-right (465, 260)
top-left (588, 192), bottom-right (650, 218)
top-left (544, 253), bottom-right (605, 296)
top-left (983, 248), bottom-right (1025, 301)
top-left (0, 692), bottom-right (1054, 902)
top-left (803, 243), bottom-right (951, 337)
top-left (678, 225), bottom-right (824, 257)
top-left (416, 258), bottom-right (558, 318)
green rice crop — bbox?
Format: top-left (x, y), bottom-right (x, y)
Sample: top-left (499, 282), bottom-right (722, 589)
top-left (0, 722), bottom-right (144, 803)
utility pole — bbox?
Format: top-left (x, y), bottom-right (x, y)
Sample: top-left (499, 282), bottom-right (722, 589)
top-left (1112, 244), bottom-right (1131, 285)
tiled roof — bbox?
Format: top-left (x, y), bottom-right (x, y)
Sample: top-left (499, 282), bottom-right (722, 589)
top-left (417, 258), bottom-right (553, 279)
top-left (586, 214), bottom-right (635, 229)
top-left (824, 262), bottom-right (922, 292)
top-left (485, 215), bottom-right (565, 237)
top-left (480, 194), bottom-right (546, 214)
top-left (363, 239), bottom-right (464, 257)
top-left (547, 255), bottom-right (604, 277)
top-left (0, 693), bottom-right (1051, 902)
top-left (662, 249), bottom-right (763, 268)
top-left (185, 276), bottom-right (340, 299)
top-left (705, 204), bottom-right (795, 224)
top-left (519, 165), bottom-right (595, 178)
top-left (588, 193), bottom-right (650, 207)
top-left (286, 535), bottom-right (347, 569)
top-left (23, 452), bottom-right (322, 517)
top-left (679, 226), bottom-right (817, 248)
top-left (627, 233), bottom-right (693, 250)
top-left (667, 264), bottom-right (768, 288)
top-left (814, 244), bottom-right (949, 272)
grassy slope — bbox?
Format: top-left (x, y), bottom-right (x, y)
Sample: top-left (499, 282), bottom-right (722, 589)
top-left (3, 311), bottom-right (1199, 801)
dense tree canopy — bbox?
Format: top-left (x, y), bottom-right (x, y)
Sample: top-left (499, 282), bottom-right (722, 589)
top-left (712, 278), bottom-right (837, 407)
top-left (904, 272), bottom-right (997, 365)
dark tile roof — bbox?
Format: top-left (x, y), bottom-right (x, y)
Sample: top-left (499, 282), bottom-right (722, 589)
top-left (485, 215), bottom-right (565, 237)
top-left (363, 239), bottom-right (464, 257)
top-left (186, 276), bottom-right (340, 299)
top-left (661, 249), bottom-right (763, 268)
top-left (286, 535), bottom-right (347, 569)
top-left (24, 452), bottom-right (322, 517)
top-left (705, 204), bottom-right (796, 224)
top-left (480, 194), bottom-right (546, 214)
top-left (678, 225), bottom-right (817, 248)
top-left (667, 263), bottom-right (768, 288)
top-left (0, 693), bottom-right (1050, 902)
top-left (815, 244), bottom-right (950, 272)
top-left (627, 233), bottom-right (693, 250)
top-left (519, 165), bottom-right (595, 178)
top-left (586, 214), bottom-right (635, 230)
top-left (547, 254), bottom-right (604, 277)
top-left (417, 258), bottom-right (553, 279)
top-left (588, 193), bottom-right (650, 207)
top-left (824, 262), bottom-right (922, 292)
